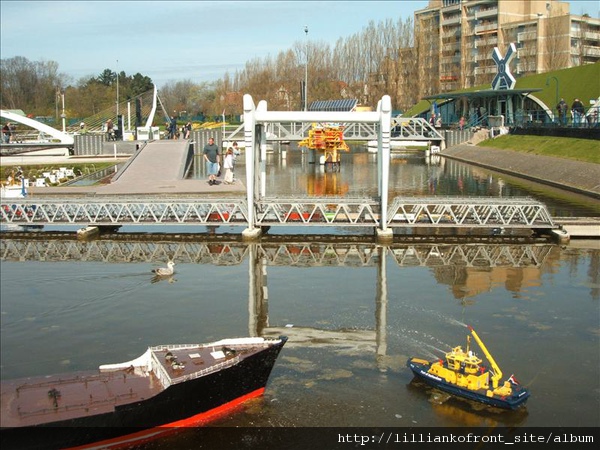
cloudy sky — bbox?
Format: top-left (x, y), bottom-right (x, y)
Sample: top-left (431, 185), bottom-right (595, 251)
top-left (1, 1), bottom-right (597, 87)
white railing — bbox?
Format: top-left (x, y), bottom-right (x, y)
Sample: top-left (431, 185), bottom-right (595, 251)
top-left (1, 196), bottom-right (555, 229)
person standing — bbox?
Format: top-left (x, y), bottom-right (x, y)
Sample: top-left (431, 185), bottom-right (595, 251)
top-left (232, 141), bottom-right (240, 157)
top-left (184, 122), bottom-right (192, 139)
top-left (557, 98), bottom-right (568, 126)
top-left (203, 137), bottom-right (220, 185)
top-left (571, 98), bottom-right (584, 127)
top-left (106, 119), bottom-right (114, 140)
top-left (223, 147), bottom-right (234, 184)
top-left (168, 116), bottom-right (177, 139)
top-left (2, 122), bottom-right (11, 143)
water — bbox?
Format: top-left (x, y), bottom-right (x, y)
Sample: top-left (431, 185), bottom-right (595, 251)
top-left (189, 143), bottom-right (600, 218)
top-left (1, 241), bottom-right (599, 432)
top-left (1, 144), bottom-right (599, 447)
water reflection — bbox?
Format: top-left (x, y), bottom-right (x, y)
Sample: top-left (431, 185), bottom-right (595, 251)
top-left (1, 237), bottom-right (598, 431)
top-left (188, 143), bottom-right (599, 217)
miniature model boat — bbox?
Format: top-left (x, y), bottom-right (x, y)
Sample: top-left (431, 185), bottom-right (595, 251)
top-left (1, 336), bottom-right (287, 449)
top-left (407, 326), bottom-right (529, 410)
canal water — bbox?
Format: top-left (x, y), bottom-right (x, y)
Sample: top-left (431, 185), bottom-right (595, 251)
top-left (188, 143), bottom-right (600, 218)
top-left (1, 143), bottom-right (599, 448)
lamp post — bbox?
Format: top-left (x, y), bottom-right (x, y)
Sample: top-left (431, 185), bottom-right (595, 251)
top-left (304, 25), bottom-right (308, 111)
top-left (60, 89), bottom-right (66, 133)
top-left (116, 60), bottom-right (119, 119)
top-left (546, 76), bottom-right (559, 120)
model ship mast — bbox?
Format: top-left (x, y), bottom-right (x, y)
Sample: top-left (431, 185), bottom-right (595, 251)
top-left (467, 325), bottom-right (503, 389)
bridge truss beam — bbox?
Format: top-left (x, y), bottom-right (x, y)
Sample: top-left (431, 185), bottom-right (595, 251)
top-left (1, 197), bottom-right (555, 229)
top-left (225, 117), bottom-right (443, 143)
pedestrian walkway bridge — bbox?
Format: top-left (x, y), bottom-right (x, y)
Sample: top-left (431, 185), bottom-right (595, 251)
top-left (223, 115), bottom-right (444, 143)
top-left (1, 195), bottom-right (555, 230)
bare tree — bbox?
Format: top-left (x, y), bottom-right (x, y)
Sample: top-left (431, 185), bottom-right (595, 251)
top-left (0, 56), bottom-right (67, 114)
top-left (544, 14), bottom-right (570, 71)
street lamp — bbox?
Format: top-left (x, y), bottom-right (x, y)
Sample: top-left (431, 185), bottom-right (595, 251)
top-left (546, 76), bottom-right (559, 117)
top-left (60, 89), bottom-right (66, 133)
top-left (304, 25), bottom-right (308, 111)
top-left (116, 59), bottom-right (119, 119)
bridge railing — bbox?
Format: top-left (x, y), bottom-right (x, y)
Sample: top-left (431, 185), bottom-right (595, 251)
top-left (223, 117), bottom-right (444, 143)
top-left (1, 196), bottom-right (555, 229)
top-left (1, 198), bottom-right (249, 226)
top-left (386, 197), bottom-right (555, 228)
top-left (255, 197), bottom-right (381, 227)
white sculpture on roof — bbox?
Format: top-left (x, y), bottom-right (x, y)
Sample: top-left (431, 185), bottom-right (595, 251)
top-left (491, 43), bottom-right (517, 90)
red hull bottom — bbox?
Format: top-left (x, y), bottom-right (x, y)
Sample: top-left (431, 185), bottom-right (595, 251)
top-left (71, 387), bottom-right (266, 450)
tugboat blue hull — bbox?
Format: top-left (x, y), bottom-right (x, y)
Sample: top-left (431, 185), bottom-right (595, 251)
top-left (407, 358), bottom-right (530, 410)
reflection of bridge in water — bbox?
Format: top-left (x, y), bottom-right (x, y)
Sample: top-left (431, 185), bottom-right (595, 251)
top-left (0, 238), bottom-right (560, 371)
top-left (0, 239), bottom-right (555, 268)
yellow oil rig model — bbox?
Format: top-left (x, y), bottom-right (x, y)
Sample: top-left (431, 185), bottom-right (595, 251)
top-left (407, 325), bottom-right (530, 410)
top-left (299, 124), bottom-right (349, 168)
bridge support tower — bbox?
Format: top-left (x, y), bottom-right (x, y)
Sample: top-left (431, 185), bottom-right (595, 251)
top-left (241, 94), bottom-right (392, 240)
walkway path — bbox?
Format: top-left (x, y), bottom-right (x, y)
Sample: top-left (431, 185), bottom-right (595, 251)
top-left (443, 144), bottom-right (600, 199)
top-left (10, 140), bottom-right (245, 197)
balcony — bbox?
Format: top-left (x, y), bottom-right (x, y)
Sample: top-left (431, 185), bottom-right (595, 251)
top-left (475, 6), bottom-right (498, 20)
top-left (442, 14), bottom-right (462, 26)
top-left (517, 31), bottom-right (538, 42)
top-left (475, 22), bottom-right (498, 34)
top-left (441, 55), bottom-right (461, 65)
top-left (475, 36), bottom-right (498, 48)
top-left (442, 29), bottom-right (461, 39)
top-left (474, 66), bottom-right (497, 75)
top-left (442, 41), bottom-right (461, 52)
top-left (584, 47), bottom-right (600, 57)
top-left (441, 1), bottom-right (460, 12)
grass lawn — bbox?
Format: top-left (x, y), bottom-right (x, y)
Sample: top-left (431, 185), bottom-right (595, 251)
top-left (478, 135), bottom-right (600, 164)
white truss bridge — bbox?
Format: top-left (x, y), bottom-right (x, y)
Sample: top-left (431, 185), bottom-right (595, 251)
top-left (224, 115), bottom-right (444, 143)
top-left (1, 196), bottom-right (555, 230)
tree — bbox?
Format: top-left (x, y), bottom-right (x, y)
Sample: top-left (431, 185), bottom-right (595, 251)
top-left (97, 68), bottom-right (116, 86)
top-left (127, 73), bottom-right (153, 97)
top-left (544, 14), bottom-right (570, 71)
top-left (0, 56), bottom-right (68, 115)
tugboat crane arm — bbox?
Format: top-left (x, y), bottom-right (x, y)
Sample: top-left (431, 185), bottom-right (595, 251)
top-left (468, 325), bottom-right (503, 388)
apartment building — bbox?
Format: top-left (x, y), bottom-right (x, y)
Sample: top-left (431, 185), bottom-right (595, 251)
top-left (415, 0), bottom-right (600, 93)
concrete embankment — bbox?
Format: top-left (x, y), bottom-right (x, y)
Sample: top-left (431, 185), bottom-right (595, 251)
top-left (443, 144), bottom-right (600, 199)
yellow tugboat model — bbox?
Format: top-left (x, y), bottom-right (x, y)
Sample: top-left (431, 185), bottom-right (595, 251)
top-left (407, 325), bottom-right (530, 409)
top-left (429, 326), bottom-right (512, 397)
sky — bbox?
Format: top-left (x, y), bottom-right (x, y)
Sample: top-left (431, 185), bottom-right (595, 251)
top-left (1, 0), bottom-right (598, 88)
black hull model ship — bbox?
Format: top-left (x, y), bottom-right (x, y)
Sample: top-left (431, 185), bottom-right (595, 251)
top-left (407, 326), bottom-right (530, 410)
top-left (1, 336), bottom-right (287, 449)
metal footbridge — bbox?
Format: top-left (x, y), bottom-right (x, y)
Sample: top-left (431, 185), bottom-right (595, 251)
top-left (1, 196), bottom-right (554, 230)
top-left (224, 115), bottom-right (444, 143)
